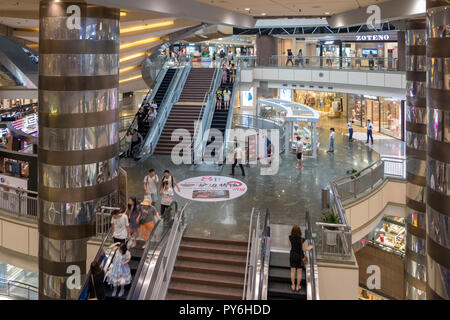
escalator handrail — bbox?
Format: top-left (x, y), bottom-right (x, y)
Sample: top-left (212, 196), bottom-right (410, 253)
top-left (258, 208), bottom-right (271, 300)
top-left (126, 201), bottom-right (180, 300)
top-left (305, 210), bottom-right (319, 300)
top-left (138, 58), bottom-right (193, 158)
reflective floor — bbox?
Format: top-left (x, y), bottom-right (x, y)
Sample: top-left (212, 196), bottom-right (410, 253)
top-left (121, 128), bottom-right (380, 241)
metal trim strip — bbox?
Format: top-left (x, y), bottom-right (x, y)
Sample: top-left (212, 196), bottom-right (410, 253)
top-left (39, 40), bottom-right (119, 54)
top-left (427, 187), bottom-right (450, 217)
top-left (38, 143), bottom-right (118, 166)
top-left (39, 109), bottom-right (118, 128)
top-left (39, 75), bottom-right (118, 91)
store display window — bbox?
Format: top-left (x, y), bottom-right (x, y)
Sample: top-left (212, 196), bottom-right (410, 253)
top-left (366, 215), bottom-right (406, 257)
top-left (380, 98), bottom-right (402, 139)
top-left (347, 94), bottom-right (363, 126)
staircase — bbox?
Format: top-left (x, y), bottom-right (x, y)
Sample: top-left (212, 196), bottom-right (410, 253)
top-left (267, 251), bottom-right (307, 300)
top-left (154, 68), bottom-right (216, 155)
top-left (104, 240), bottom-right (145, 300)
top-left (166, 236), bottom-right (247, 300)
top-left (138, 68), bottom-right (176, 139)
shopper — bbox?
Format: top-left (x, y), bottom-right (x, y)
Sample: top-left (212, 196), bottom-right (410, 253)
top-left (160, 181), bottom-right (174, 218)
top-left (231, 142), bottom-right (245, 176)
top-left (137, 198), bottom-right (161, 248)
top-left (327, 128), bottom-right (336, 153)
top-left (144, 169), bottom-right (159, 205)
top-left (298, 49), bottom-right (304, 66)
top-left (348, 120), bottom-right (354, 142)
top-left (230, 63), bottom-right (236, 83)
top-left (295, 136), bottom-right (303, 169)
top-left (161, 170), bottom-right (181, 193)
top-left (286, 49), bottom-right (294, 66)
top-left (150, 99), bottom-right (158, 110)
top-left (125, 130), bottom-right (133, 157)
top-left (136, 107), bottom-right (147, 135)
top-left (289, 225), bottom-right (313, 292)
top-left (106, 242), bottom-right (132, 297)
top-left (148, 107), bottom-right (157, 124)
top-left (131, 129), bottom-right (143, 158)
top-left (111, 209), bottom-right (130, 244)
top-left (222, 64), bottom-right (228, 84)
top-left (87, 261), bottom-right (106, 300)
top-left (126, 197), bottom-right (140, 248)
top-left (216, 88), bottom-right (223, 110)
top-left (366, 120), bottom-right (374, 145)
top-left (223, 88), bottom-right (231, 110)
top-left (368, 52), bottom-right (375, 70)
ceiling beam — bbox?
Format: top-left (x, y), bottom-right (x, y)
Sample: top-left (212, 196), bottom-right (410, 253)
top-left (86, 0), bottom-right (255, 28)
top-left (327, 0), bottom-right (426, 28)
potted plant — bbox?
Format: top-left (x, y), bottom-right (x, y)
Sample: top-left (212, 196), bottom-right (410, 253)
top-left (322, 211), bottom-right (341, 246)
top-left (346, 168), bottom-right (360, 179)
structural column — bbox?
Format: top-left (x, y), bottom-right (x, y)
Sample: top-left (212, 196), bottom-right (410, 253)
top-left (425, 0), bottom-right (450, 300)
top-left (38, 1), bottom-right (119, 299)
top-left (404, 19), bottom-right (428, 300)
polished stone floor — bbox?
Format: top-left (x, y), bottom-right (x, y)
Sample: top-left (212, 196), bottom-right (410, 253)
top-left (120, 127), bottom-right (380, 241)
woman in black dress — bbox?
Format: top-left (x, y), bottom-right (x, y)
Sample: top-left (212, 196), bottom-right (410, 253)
top-left (289, 225), bottom-right (313, 292)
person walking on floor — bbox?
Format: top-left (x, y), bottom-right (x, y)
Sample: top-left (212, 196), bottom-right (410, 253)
top-left (231, 142), bottom-right (245, 176)
top-left (144, 169), bottom-right (159, 205)
top-left (286, 49), bottom-right (294, 66)
top-left (366, 120), bottom-right (374, 145)
top-left (160, 170), bottom-right (181, 193)
top-left (289, 225), bottom-right (313, 292)
top-left (105, 242), bottom-right (132, 297)
top-left (126, 197), bottom-right (140, 248)
top-left (295, 136), bottom-right (304, 169)
top-left (137, 198), bottom-right (161, 249)
top-left (160, 181), bottom-right (174, 219)
top-left (111, 209), bottom-right (130, 244)
top-left (327, 128), bottom-right (336, 153)
top-left (88, 261), bottom-right (106, 300)
top-left (298, 49), bottom-right (304, 66)
top-left (348, 120), bottom-right (354, 142)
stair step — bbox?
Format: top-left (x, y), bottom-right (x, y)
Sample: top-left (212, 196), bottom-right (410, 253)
top-left (168, 282), bottom-right (242, 300)
top-left (182, 236), bottom-right (248, 247)
top-left (166, 292), bottom-right (215, 300)
top-left (179, 243), bottom-right (247, 256)
top-left (178, 250), bottom-right (246, 266)
top-left (171, 270), bottom-right (244, 288)
top-left (267, 281), bottom-right (306, 300)
top-left (174, 260), bottom-right (245, 277)
top-left (181, 238), bottom-right (249, 254)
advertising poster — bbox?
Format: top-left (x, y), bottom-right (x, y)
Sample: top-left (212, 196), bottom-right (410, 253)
top-left (176, 176), bottom-right (247, 202)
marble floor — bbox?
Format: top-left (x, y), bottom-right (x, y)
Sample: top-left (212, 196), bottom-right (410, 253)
top-left (120, 127), bottom-right (380, 241)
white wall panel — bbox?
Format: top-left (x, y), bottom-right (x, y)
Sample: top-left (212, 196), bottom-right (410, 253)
top-left (329, 71), bottom-right (348, 84)
top-left (294, 69), bottom-right (312, 82)
top-left (278, 68), bottom-right (294, 81)
top-left (348, 72), bottom-right (367, 85)
top-left (367, 73), bottom-right (386, 87)
top-left (311, 70), bottom-right (330, 82)
top-left (385, 73), bottom-right (403, 88)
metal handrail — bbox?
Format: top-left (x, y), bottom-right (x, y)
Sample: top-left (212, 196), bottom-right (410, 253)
top-left (305, 210), bottom-right (319, 300)
top-left (258, 208), bottom-right (270, 300)
top-left (0, 277), bottom-right (38, 300)
top-left (243, 208), bottom-right (261, 300)
top-left (242, 208), bottom-right (255, 299)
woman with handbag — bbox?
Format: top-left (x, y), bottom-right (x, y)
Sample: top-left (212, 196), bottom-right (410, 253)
top-left (137, 198), bottom-right (161, 249)
top-left (289, 225), bottom-right (313, 292)
top-left (88, 261), bottom-right (105, 300)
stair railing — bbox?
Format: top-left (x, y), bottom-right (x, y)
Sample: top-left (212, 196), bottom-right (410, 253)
top-left (138, 57), bottom-right (193, 159)
top-left (305, 210), bottom-right (320, 300)
top-left (243, 208), bottom-right (262, 300)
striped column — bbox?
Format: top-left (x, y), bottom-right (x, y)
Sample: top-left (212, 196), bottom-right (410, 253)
top-left (426, 0), bottom-right (450, 300)
top-left (38, 1), bottom-right (119, 299)
top-left (405, 19), bottom-right (428, 300)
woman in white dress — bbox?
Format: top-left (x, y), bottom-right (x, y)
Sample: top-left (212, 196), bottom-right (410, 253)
top-left (106, 242), bottom-right (132, 297)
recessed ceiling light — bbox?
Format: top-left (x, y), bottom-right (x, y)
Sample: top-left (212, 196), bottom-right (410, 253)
top-left (261, 13), bottom-right (266, 16)
top-left (245, 8), bottom-right (250, 11)
top-left (325, 12), bottom-right (330, 15)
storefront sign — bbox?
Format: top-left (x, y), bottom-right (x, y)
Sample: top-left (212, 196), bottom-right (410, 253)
top-left (355, 34), bottom-right (391, 41)
top-left (176, 176), bottom-right (247, 202)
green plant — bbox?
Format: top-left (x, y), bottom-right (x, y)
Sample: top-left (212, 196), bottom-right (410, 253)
top-left (346, 168), bottom-right (360, 179)
top-left (322, 211), bottom-right (341, 230)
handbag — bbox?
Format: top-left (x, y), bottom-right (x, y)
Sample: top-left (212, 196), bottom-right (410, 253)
top-left (88, 274), bottom-right (98, 300)
top-left (302, 255), bottom-right (308, 266)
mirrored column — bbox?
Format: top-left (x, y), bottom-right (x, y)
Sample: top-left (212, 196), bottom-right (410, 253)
top-left (405, 19), bottom-right (428, 300)
top-left (426, 0), bottom-right (450, 300)
top-left (38, 0), bottom-right (119, 299)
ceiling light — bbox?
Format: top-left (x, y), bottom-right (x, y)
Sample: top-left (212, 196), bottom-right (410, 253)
top-left (245, 8), bottom-right (250, 11)
top-left (119, 74), bottom-right (142, 83)
top-left (120, 37), bottom-right (160, 49)
top-left (119, 65), bottom-right (138, 73)
top-left (120, 20), bottom-right (174, 33)
top-left (120, 11), bottom-right (127, 17)
top-left (119, 52), bottom-right (146, 63)
top-left (325, 12), bottom-right (330, 15)
top-left (261, 13), bottom-right (266, 16)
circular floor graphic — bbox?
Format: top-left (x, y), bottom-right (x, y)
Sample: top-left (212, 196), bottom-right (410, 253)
top-left (175, 176), bottom-right (248, 202)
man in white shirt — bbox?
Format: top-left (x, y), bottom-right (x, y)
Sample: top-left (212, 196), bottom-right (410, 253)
top-left (231, 143), bottom-right (245, 176)
top-left (348, 121), bottom-right (354, 142)
top-left (296, 136), bottom-right (304, 169)
top-left (144, 169), bottom-right (159, 205)
top-left (111, 209), bottom-right (130, 244)
top-left (160, 181), bottom-right (174, 218)
top-left (366, 120), bottom-right (374, 145)
top-left (327, 128), bottom-right (336, 153)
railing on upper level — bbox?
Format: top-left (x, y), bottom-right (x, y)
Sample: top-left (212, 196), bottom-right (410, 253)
top-left (237, 55), bottom-right (400, 72)
top-left (0, 278), bottom-right (38, 300)
top-left (0, 184), bottom-right (37, 219)
top-left (315, 156), bottom-right (406, 261)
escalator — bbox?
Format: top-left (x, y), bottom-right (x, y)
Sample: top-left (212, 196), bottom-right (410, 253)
top-left (138, 68), bottom-right (176, 139)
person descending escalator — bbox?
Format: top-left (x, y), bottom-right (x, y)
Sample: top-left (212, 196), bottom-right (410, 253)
top-left (105, 242), bottom-right (132, 297)
top-left (87, 261), bottom-right (106, 300)
top-left (289, 225), bottom-right (313, 292)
